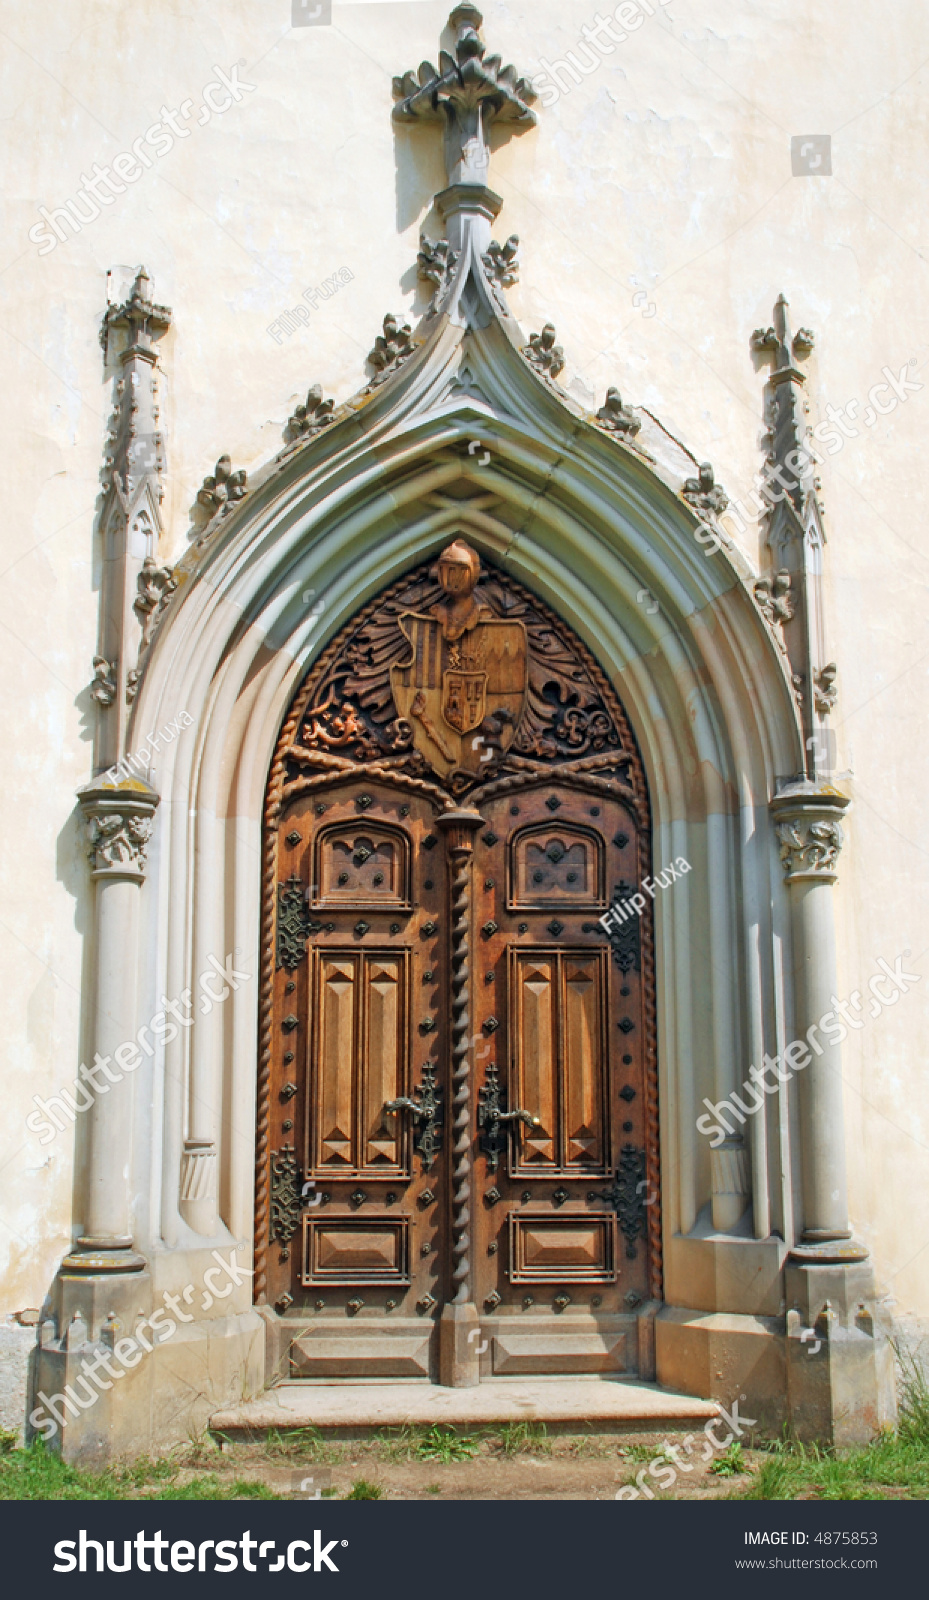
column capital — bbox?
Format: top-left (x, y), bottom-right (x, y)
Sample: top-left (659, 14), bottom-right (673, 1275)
top-left (771, 783), bottom-right (850, 884)
top-left (78, 778), bottom-right (160, 882)
top-left (437, 806), bottom-right (485, 854)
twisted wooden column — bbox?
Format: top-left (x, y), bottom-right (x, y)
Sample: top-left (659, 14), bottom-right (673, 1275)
top-left (437, 807), bottom-right (484, 1384)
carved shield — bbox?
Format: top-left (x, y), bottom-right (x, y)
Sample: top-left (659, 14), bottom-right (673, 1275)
top-left (443, 670), bottom-right (487, 734)
top-left (391, 614), bottom-right (528, 779)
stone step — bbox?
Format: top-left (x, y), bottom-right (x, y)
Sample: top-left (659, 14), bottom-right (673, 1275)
top-left (211, 1377), bottom-right (719, 1436)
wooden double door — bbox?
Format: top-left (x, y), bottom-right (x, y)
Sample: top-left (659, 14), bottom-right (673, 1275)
top-left (258, 547), bottom-right (659, 1382)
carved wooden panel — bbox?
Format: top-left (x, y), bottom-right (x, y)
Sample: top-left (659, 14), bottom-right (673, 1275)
top-left (302, 1217), bottom-right (412, 1285)
top-left (309, 948), bottom-right (410, 1177)
top-left (258, 544), bottom-right (661, 1382)
top-left (312, 822), bottom-right (411, 909)
top-left (509, 1214), bottom-right (617, 1281)
top-left (508, 946), bottom-right (609, 1174)
top-left (508, 824), bottom-right (605, 909)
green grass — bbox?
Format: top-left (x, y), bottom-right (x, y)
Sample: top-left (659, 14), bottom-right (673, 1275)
top-left (344, 1478), bottom-right (382, 1500)
top-left (734, 1347), bottom-right (929, 1501)
top-left (375, 1424), bottom-right (479, 1463)
top-left (496, 1421), bottom-right (551, 1458)
top-left (257, 1426), bottom-right (344, 1464)
top-left (0, 1442), bottom-right (277, 1502)
top-left (710, 1441), bottom-right (746, 1477)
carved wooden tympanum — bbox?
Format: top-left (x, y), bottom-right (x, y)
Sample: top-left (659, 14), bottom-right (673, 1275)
top-left (258, 542), bottom-right (659, 1379)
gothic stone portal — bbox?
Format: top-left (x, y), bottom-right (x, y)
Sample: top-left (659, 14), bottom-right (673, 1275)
top-left (258, 544), bottom-right (661, 1381)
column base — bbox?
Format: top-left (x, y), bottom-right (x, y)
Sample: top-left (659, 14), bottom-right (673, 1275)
top-left (791, 1239), bottom-right (869, 1265)
top-left (785, 1258), bottom-right (897, 1447)
top-left (63, 1241), bottom-right (147, 1274)
top-left (33, 1266), bottom-right (155, 1466)
top-left (31, 1252), bottom-right (267, 1466)
top-left (438, 1302), bottom-right (481, 1387)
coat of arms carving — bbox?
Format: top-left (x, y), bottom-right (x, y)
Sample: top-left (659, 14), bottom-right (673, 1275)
top-left (389, 541), bottom-right (528, 779)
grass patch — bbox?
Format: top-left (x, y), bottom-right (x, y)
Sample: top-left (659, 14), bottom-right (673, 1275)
top-left (710, 1442), bottom-right (746, 1478)
top-left (375, 1424), bottom-right (478, 1464)
top-left (344, 1478), bottom-right (382, 1500)
top-left (255, 1427), bottom-right (345, 1465)
top-left (0, 1441), bottom-right (279, 1502)
top-left (735, 1346), bottom-right (929, 1501)
top-left (495, 1422), bottom-right (551, 1458)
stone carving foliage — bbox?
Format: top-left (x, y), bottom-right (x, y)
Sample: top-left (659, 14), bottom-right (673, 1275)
top-left (752, 313), bottom-right (815, 363)
top-left (86, 810), bottom-right (155, 875)
top-left (595, 388), bottom-right (641, 440)
top-left (523, 323), bottom-right (565, 379)
top-left (287, 385), bottom-right (335, 440)
top-left (682, 462), bottom-right (728, 516)
top-left (482, 235), bottom-right (520, 290)
top-left (91, 656), bottom-right (116, 707)
top-left (134, 557), bottom-right (178, 654)
top-left (814, 662), bottom-right (838, 715)
top-left (392, 5), bottom-right (537, 140)
top-left (367, 314), bottom-right (416, 384)
top-left (418, 237), bottom-right (459, 311)
top-left (754, 568), bottom-right (795, 649)
top-left (288, 546), bottom-right (629, 799)
top-left (198, 454), bottom-right (248, 516)
top-left (776, 818), bottom-right (844, 879)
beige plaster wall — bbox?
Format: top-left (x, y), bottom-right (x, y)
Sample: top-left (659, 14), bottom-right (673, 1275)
top-left (0, 0), bottom-right (925, 1325)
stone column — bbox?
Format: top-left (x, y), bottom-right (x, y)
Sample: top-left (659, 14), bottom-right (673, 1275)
top-left (31, 781), bottom-right (159, 1462)
top-left (771, 782), bottom-right (896, 1445)
top-left (66, 779), bottom-right (159, 1271)
top-left (770, 783), bottom-right (857, 1250)
top-left (436, 807), bottom-right (485, 1386)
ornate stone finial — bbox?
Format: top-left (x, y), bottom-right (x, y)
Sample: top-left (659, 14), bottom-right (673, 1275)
top-left (102, 265), bottom-right (172, 361)
top-left (523, 323), bottom-right (565, 379)
top-left (683, 462), bottom-right (728, 516)
top-left (752, 292), bottom-right (814, 372)
top-left (197, 455), bottom-right (248, 516)
top-left (287, 385), bottom-right (335, 439)
top-left (393, 5), bottom-right (537, 189)
top-left (595, 388), bottom-right (641, 439)
top-left (367, 314), bottom-right (416, 385)
top-left (90, 656), bottom-right (117, 708)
